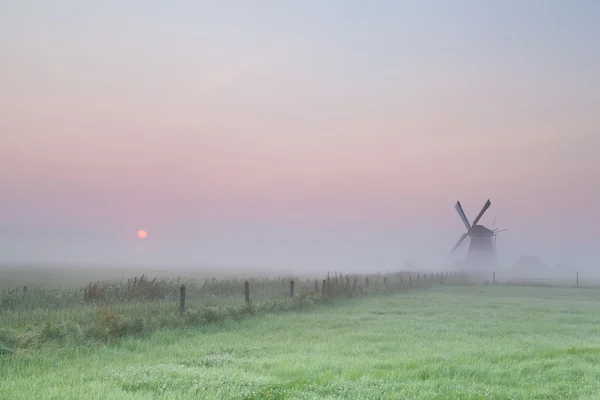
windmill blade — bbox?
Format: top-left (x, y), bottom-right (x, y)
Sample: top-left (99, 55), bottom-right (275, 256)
top-left (450, 232), bottom-right (469, 254)
top-left (454, 201), bottom-right (471, 231)
top-left (472, 199), bottom-right (491, 226)
top-left (494, 228), bottom-right (508, 233)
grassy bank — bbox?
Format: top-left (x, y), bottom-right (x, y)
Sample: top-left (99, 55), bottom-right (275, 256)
top-left (0, 271), bottom-right (452, 351)
top-left (2, 284), bottom-right (600, 399)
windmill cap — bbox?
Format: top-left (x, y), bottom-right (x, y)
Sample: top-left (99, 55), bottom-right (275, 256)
top-left (469, 225), bottom-right (494, 237)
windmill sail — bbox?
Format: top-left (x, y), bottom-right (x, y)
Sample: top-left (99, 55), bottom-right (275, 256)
top-left (454, 202), bottom-right (471, 231)
top-left (472, 199), bottom-right (491, 226)
top-left (451, 232), bottom-right (469, 253)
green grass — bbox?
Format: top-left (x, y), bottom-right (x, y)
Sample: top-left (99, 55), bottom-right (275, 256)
top-left (2, 284), bottom-right (600, 399)
top-left (1, 271), bottom-right (442, 346)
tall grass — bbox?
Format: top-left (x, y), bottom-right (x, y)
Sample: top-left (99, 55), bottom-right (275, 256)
top-left (0, 271), bottom-right (462, 352)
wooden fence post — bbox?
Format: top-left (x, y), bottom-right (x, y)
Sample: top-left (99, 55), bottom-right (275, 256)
top-left (365, 277), bottom-right (369, 288)
top-left (408, 275), bottom-right (412, 287)
top-left (576, 272), bottom-right (579, 288)
top-left (493, 271), bottom-right (496, 284)
top-left (179, 284), bottom-right (185, 315)
top-left (290, 279), bottom-right (295, 297)
top-left (23, 286), bottom-right (28, 296)
top-left (244, 280), bottom-right (250, 304)
top-left (322, 279), bottom-right (327, 295)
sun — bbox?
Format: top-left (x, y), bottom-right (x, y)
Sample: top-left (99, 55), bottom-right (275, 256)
top-left (137, 230), bottom-right (147, 239)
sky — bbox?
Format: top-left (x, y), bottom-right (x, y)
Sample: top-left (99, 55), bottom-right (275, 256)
top-left (1, 1), bottom-right (599, 272)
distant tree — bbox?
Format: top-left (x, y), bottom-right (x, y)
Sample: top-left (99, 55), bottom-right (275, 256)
top-left (513, 255), bottom-right (547, 271)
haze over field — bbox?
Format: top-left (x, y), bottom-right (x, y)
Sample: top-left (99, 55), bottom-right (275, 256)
top-left (1, 1), bottom-right (599, 271)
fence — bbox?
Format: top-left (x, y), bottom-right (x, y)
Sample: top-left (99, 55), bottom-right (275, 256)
top-left (464, 269), bottom-right (598, 289)
top-left (0, 271), bottom-right (462, 328)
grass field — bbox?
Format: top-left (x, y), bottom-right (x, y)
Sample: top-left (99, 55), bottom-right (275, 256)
top-left (2, 284), bottom-right (600, 399)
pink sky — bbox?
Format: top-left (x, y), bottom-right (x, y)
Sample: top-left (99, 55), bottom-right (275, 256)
top-left (1, 1), bottom-right (599, 269)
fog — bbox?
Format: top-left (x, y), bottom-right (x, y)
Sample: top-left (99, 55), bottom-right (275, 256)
top-left (1, 1), bottom-right (599, 277)
top-left (0, 217), bottom-right (597, 278)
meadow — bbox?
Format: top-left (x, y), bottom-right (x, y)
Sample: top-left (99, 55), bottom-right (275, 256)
top-left (2, 278), bottom-right (600, 399)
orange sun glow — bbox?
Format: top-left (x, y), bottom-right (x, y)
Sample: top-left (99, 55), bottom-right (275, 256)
top-left (137, 230), bottom-right (147, 239)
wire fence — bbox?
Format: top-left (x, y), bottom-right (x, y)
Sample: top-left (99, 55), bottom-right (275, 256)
top-left (465, 269), bottom-right (600, 288)
top-left (0, 272), bottom-right (461, 329)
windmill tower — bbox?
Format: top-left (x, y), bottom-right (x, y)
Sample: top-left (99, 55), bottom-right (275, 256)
top-left (450, 199), bottom-right (505, 269)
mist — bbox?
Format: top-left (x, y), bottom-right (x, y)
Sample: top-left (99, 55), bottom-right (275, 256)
top-left (0, 208), bottom-right (597, 277)
top-left (1, 1), bottom-right (599, 275)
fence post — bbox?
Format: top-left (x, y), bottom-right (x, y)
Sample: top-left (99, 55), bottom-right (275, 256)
top-left (493, 271), bottom-right (496, 284)
top-left (179, 284), bottom-right (185, 315)
top-left (409, 275), bottom-right (412, 287)
top-left (365, 277), bottom-right (369, 288)
top-left (576, 272), bottom-right (579, 288)
top-left (244, 280), bottom-right (250, 305)
top-left (322, 279), bottom-right (327, 295)
top-left (23, 286), bottom-right (28, 296)
top-left (290, 279), bottom-right (295, 297)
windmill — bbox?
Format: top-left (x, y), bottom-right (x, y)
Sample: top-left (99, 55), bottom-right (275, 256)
top-left (450, 199), bottom-right (506, 269)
